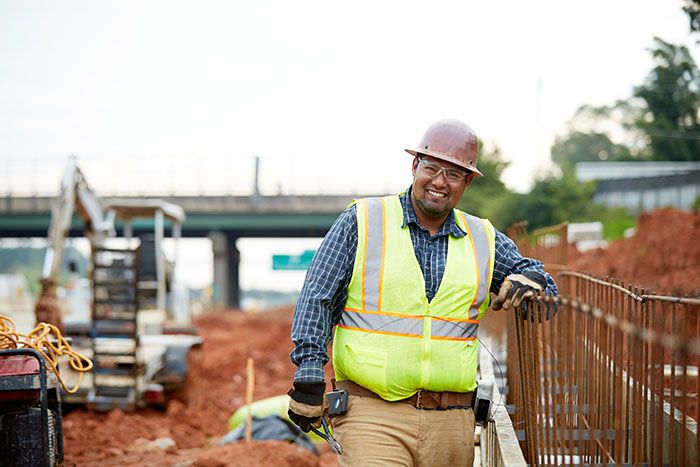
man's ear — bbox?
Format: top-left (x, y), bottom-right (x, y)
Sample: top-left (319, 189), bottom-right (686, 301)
top-left (411, 157), bottom-right (419, 176)
top-left (464, 173), bottom-right (476, 189)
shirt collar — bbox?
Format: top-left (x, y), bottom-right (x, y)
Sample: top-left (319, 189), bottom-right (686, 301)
top-left (399, 187), bottom-right (466, 238)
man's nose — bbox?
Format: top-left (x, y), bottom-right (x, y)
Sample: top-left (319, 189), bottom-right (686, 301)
top-left (432, 169), bottom-right (449, 185)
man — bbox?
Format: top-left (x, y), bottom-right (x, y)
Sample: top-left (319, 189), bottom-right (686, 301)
top-left (288, 119), bottom-right (558, 466)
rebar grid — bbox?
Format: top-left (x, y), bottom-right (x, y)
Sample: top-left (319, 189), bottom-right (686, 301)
top-left (506, 224), bottom-right (699, 466)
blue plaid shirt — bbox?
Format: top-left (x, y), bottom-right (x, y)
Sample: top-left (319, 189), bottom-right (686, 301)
top-left (291, 188), bottom-right (558, 383)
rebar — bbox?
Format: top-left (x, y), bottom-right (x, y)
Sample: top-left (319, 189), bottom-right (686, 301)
top-left (505, 223), bottom-right (699, 465)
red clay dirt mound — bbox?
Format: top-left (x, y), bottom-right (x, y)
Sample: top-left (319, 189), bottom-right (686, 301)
top-left (61, 307), bottom-right (338, 466)
top-left (187, 441), bottom-right (319, 467)
top-left (571, 208), bottom-right (700, 295)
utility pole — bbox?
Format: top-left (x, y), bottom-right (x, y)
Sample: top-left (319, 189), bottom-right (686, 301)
top-left (252, 155), bottom-right (261, 203)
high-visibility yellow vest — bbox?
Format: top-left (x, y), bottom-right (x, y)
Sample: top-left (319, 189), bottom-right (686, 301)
top-left (332, 195), bottom-right (495, 400)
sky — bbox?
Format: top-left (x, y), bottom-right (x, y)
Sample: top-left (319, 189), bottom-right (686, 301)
top-left (0, 0), bottom-right (697, 293)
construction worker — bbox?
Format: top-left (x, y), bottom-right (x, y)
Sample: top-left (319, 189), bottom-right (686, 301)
top-left (288, 118), bottom-right (558, 466)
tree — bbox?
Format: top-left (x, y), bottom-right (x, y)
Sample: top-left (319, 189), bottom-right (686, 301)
top-left (551, 130), bottom-right (635, 174)
top-left (502, 174), bottom-right (599, 230)
top-left (457, 142), bottom-right (514, 228)
top-left (465, 142), bottom-right (510, 199)
top-left (549, 101), bottom-right (649, 176)
top-left (459, 140), bottom-right (612, 231)
top-left (683, 0), bottom-right (700, 33)
top-left (632, 38), bottom-right (700, 161)
top-left (552, 38), bottom-right (700, 168)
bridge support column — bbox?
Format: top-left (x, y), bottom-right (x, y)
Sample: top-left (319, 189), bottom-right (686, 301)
top-left (227, 233), bottom-right (241, 310)
top-left (209, 231), bottom-right (241, 309)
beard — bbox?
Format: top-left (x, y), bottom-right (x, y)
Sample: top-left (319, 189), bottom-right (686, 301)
top-left (412, 190), bottom-right (451, 219)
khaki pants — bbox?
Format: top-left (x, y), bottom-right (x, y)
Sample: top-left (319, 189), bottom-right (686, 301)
top-left (332, 395), bottom-right (475, 467)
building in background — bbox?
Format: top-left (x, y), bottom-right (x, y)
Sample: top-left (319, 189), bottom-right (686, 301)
top-left (576, 162), bottom-right (700, 213)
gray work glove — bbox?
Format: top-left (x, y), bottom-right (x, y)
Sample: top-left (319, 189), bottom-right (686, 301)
top-left (287, 382), bottom-right (326, 432)
top-left (492, 271), bottom-right (547, 311)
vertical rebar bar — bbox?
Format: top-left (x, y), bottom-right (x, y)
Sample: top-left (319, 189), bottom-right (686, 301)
top-left (526, 312), bottom-right (541, 464)
top-left (679, 301), bottom-right (688, 467)
top-left (533, 302), bottom-right (556, 464)
top-left (640, 287), bottom-right (648, 463)
top-left (651, 293), bottom-right (663, 466)
top-left (623, 288), bottom-right (632, 464)
top-left (670, 301), bottom-right (678, 465)
top-left (696, 306), bottom-right (699, 467)
top-left (613, 281), bottom-right (624, 463)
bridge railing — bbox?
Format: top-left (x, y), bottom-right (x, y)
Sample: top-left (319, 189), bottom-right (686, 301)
top-left (506, 226), bottom-right (699, 465)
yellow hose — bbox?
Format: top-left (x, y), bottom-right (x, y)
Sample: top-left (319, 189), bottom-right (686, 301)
top-left (0, 315), bottom-right (93, 394)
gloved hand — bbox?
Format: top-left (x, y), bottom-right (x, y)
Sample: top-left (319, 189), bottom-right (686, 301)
top-left (287, 381), bottom-right (326, 432)
top-left (492, 271), bottom-right (547, 311)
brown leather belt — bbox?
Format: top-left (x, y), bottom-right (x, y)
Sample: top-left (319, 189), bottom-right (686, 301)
top-left (336, 380), bottom-right (474, 411)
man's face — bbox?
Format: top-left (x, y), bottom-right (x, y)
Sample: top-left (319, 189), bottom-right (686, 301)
top-left (411, 155), bottom-right (474, 220)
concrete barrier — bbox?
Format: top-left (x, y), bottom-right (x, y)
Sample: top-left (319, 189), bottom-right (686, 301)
top-left (479, 336), bottom-right (527, 467)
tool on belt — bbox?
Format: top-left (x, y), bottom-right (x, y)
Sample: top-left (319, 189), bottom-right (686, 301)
top-left (310, 414), bottom-right (342, 454)
top-left (312, 381), bottom-right (349, 454)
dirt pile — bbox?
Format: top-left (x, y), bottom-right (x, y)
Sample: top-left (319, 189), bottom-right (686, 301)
top-left (571, 208), bottom-right (700, 295)
top-left (61, 307), bottom-right (338, 466)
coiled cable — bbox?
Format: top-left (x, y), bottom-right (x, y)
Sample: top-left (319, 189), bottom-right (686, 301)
top-left (0, 314), bottom-right (93, 394)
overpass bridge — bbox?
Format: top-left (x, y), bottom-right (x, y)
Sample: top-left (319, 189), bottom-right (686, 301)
top-left (0, 193), bottom-right (384, 308)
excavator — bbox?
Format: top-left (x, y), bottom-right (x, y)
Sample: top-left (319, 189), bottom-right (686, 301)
top-left (1, 158), bottom-right (202, 465)
top-left (31, 156), bottom-right (201, 411)
top-left (0, 158), bottom-right (194, 465)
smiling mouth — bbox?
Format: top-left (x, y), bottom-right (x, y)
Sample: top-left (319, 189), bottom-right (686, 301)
top-left (427, 189), bottom-right (447, 198)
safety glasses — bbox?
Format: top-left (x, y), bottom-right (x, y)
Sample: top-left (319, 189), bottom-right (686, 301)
top-left (417, 157), bottom-right (468, 183)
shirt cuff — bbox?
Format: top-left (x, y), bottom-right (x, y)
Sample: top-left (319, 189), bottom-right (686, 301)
top-left (293, 359), bottom-right (326, 384)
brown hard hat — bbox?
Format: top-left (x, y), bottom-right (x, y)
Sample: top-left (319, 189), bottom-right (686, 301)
top-left (405, 119), bottom-right (482, 176)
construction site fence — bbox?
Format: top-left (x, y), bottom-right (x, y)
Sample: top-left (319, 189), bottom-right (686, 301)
top-left (504, 221), bottom-right (699, 466)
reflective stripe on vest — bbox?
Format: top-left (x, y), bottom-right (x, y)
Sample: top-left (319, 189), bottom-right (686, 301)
top-left (361, 196), bottom-right (385, 311)
top-left (341, 196), bottom-right (492, 340)
top-left (341, 308), bottom-right (480, 341)
top-left (457, 211), bottom-right (492, 320)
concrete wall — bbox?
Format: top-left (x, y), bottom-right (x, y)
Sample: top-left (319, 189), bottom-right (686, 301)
top-left (479, 336), bottom-right (528, 466)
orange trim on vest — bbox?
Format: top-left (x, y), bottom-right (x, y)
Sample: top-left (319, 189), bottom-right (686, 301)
top-left (337, 324), bottom-right (421, 339)
top-left (432, 315), bottom-right (480, 324)
top-left (431, 335), bottom-right (477, 342)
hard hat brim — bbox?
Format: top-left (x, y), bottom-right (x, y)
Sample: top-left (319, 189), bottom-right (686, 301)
top-left (405, 149), bottom-right (483, 177)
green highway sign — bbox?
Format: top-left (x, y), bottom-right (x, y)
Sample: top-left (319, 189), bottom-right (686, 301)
top-left (272, 250), bottom-right (316, 270)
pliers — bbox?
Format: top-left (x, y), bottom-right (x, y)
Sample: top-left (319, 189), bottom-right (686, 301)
top-left (310, 415), bottom-right (342, 454)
